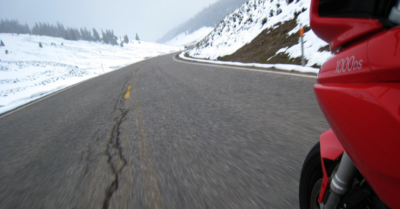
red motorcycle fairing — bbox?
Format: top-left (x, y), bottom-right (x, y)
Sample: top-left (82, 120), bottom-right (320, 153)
top-left (317, 37), bottom-right (381, 84)
top-left (318, 129), bottom-right (344, 203)
top-left (310, 0), bottom-right (384, 52)
top-left (318, 26), bottom-right (400, 84)
top-left (368, 27), bottom-right (400, 82)
top-left (309, 0), bottom-right (400, 207)
top-left (314, 83), bottom-right (400, 209)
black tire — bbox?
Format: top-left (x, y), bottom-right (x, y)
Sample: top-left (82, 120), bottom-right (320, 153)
top-left (299, 142), bottom-right (323, 209)
top-left (299, 143), bottom-right (389, 209)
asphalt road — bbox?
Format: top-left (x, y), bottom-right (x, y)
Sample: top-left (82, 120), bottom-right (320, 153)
top-left (0, 53), bottom-right (329, 208)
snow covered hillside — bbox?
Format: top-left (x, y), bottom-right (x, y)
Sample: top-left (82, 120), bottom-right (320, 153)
top-left (165, 27), bottom-right (214, 46)
top-left (0, 34), bottom-right (180, 114)
top-left (188, 0), bottom-right (331, 67)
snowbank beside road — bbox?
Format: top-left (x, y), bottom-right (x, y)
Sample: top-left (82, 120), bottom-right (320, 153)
top-left (179, 52), bottom-right (319, 74)
top-left (0, 34), bottom-right (180, 114)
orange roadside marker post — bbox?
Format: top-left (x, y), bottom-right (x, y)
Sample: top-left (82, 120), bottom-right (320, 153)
top-left (300, 24), bottom-right (305, 66)
top-left (300, 27), bottom-right (304, 37)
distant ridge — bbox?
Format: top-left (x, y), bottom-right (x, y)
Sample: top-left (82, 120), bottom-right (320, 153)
top-left (157, 0), bottom-right (248, 44)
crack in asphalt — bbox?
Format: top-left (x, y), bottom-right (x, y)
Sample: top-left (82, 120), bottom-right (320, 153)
top-left (102, 107), bottom-right (129, 209)
top-left (79, 130), bottom-right (99, 177)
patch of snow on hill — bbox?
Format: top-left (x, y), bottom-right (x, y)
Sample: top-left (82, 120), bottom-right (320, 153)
top-left (189, 0), bottom-right (331, 66)
top-left (279, 29), bottom-right (332, 67)
top-left (165, 27), bottom-right (214, 46)
top-left (0, 34), bottom-right (180, 114)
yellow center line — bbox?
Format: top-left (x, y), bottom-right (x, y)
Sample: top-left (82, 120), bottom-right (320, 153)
top-left (124, 86), bottom-right (131, 99)
top-left (132, 72), bottom-right (136, 75)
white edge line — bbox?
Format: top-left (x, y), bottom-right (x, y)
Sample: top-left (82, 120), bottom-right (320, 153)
top-left (173, 52), bottom-right (317, 79)
top-left (0, 80), bottom-right (88, 119)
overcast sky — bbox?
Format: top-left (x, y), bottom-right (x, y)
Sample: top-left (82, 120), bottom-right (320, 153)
top-left (0, 0), bottom-right (219, 42)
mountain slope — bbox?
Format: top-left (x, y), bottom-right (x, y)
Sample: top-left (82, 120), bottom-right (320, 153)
top-left (157, 0), bottom-right (248, 44)
top-left (187, 0), bottom-right (331, 67)
top-left (165, 27), bottom-right (214, 46)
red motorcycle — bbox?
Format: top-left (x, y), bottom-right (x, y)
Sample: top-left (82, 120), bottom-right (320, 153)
top-left (299, 0), bottom-right (400, 208)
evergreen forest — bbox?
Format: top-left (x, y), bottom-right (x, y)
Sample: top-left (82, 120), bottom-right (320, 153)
top-left (0, 19), bottom-right (131, 45)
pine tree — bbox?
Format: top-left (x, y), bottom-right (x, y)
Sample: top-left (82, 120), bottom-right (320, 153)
top-left (56, 22), bottom-right (65, 37)
top-left (80, 28), bottom-right (92, 41)
top-left (39, 42), bottom-right (43, 48)
top-left (101, 30), bottom-right (109, 44)
top-left (0, 40), bottom-right (4, 46)
top-left (101, 29), bottom-right (118, 45)
top-left (135, 33), bottom-right (140, 41)
top-left (93, 28), bottom-right (100, 42)
top-left (124, 35), bottom-right (129, 44)
top-left (109, 30), bottom-right (118, 45)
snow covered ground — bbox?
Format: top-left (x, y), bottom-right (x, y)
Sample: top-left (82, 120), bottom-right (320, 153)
top-left (188, 0), bottom-right (332, 67)
top-left (165, 27), bottom-right (214, 46)
top-left (0, 34), bottom-right (181, 114)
